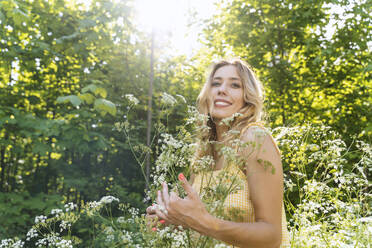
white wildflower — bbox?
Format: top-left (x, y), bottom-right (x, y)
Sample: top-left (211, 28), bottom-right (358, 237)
top-left (117, 216), bottom-right (126, 224)
top-left (50, 208), bottom-right (63, 216)
top-left (161, 92), bottom-right (177, 106)
top-left (357, 216), bottom-right (372, 223)
top-left (59, 220), bottom-right (71, 232)
top-left (125, 94), bottom-right (139, 105)
top-left (220, 112), bottom-right (243, 126)
top-left (193, 155), bottom-right (215, 173)
top-left (64, 202), bottom-right (77, 212)
top-left (105, 234), bottom-right (115, 243)
top-left (87, 200), bottom-right (102, 209)
top-left (176, 94), bottom-right (187, 103)
top-left (35, 215), bottom-right (47, 224)
top-left (104, 226), bottom-right (114, 234)
top-left (0, 238), bottom-right (24, 248)
top-left (120, 230), bottom-right (133, 244)
top-left (26, 228), bottom-right (38, 241)
top-left (99, 195), bottom-right (119, 204)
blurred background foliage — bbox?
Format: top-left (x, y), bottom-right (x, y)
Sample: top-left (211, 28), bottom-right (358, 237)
top-left (0, 0), bottom-right (370, 240)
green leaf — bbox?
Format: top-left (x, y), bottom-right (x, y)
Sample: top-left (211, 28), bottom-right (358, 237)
top-left (91, 79), bottom-right (104, 84)
top-left (82, 84), bottom-right (107, 98)
top-left (95, 87), bottom-right (107, 98)
top-left (69, 95), bottom-right (82, 106)
top-left (363, 63), bottom-right (372, 72)
top-left (80, 93), bottom-right (95, 104)
top-left (69, 95), bottom-right (82, 107)
top-left (55, 32), bottom-right (80, 44)
top-left (56, 95), bottom-right (82, 107)
top-left (94, 98), bottom-right (116, 116)
top-left (82, 84), bottom-right (97, 94)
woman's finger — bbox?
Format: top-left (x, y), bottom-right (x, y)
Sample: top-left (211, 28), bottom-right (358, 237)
top-left (157, 190), bottom-right (165, 207)
top-left (156, 190), bottom-right (172, 221)
top-left (178, 173), bottom-right (198, 199)
top-left (162, 182), bottom-right (170, 208)
top-left (146, 204), bottom-right (157, 215)
top-left (154, 205), bottom-right (168, 221)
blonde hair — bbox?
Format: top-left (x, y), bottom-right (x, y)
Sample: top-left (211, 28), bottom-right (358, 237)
top-left (194, 59), bottom-right (265, 162)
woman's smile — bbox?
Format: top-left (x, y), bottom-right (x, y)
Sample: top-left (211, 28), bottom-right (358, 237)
top-left (214, 99), bottom-right (232, 107)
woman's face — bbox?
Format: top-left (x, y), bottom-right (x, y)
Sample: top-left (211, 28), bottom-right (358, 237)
top-left (209, 65), bottom-right (245, 120)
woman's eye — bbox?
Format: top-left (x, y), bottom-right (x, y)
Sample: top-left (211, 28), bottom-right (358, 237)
top-left (231, 82), bottom-right (241, 88)
top-left (211, 82), bottom-right (220, 87)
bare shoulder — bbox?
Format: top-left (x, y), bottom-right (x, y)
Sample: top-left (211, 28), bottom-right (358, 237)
top-left (239, 125), bottom-right (271, 156)
top-left (240, 125), bottom-right (282, 174)
top-left (240, 125), bottom-right (270, 143)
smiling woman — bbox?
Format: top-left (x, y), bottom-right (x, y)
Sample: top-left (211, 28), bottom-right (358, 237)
top-left (146, 59), bottom-right (291, 247)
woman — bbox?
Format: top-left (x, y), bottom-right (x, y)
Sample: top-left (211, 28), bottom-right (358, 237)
top-left (146, 59), bottom-right (290, 247)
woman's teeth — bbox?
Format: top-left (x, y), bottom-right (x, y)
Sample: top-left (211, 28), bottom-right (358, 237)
top-left (215, 101), bottom-right (231, 107)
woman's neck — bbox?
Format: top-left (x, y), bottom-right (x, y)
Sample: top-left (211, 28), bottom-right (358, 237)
top-left (214, 121), bottom-right (230, 142)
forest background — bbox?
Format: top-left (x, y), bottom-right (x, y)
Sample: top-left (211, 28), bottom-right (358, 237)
top-left (0, 0), bottom-right (370, 245)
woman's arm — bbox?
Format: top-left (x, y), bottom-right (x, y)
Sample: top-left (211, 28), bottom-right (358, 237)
top-left (155, 127), bottom-right (284, 248)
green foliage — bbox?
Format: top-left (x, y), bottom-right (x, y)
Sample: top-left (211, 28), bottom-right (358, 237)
top-left (0, 0), bottom-right (150, 239)
top-left (1, 123), bottom-right (370, 247)
top-left (272, 124), bottom-right (371, 246)
top-left (56, 95), bottom-right (82, 107)
top-left (94, 98), bottom-right (116, 116)
top-left (196, 0), bottom-right (371, 140)
top-left (0, 0), bottom-right (370, 244)
top-left (0, 192), bottom-right (63, 239)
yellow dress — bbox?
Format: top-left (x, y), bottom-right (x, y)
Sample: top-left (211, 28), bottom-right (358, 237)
top-left (191, 123), bottom-right (291, 247)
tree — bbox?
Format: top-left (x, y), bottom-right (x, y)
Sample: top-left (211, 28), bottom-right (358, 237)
top-left (198, 0), bottom-right (371, 141)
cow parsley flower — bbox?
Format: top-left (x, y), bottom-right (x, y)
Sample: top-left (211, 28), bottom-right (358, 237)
top-left (35, 215), bottom-right (47, 224)
top-left (161, 92), bottom-right (177, 106)
top-left (125, 94), bottom-right (139, 105)
top-left (100, 195), bottom-right (119, 204)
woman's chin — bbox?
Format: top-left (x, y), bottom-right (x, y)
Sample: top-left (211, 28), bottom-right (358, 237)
top-left (210, 114), bottom-right (230, 122)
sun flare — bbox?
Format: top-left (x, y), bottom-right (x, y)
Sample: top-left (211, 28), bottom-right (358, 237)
top-left (134, 0), bottom-right (185, 32)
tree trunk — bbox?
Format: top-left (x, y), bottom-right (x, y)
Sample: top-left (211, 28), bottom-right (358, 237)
top-left (0, 147), bottom-right (6, 192)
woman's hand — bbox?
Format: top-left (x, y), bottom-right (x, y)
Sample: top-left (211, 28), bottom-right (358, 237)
top-left (145, 204), bottom-right (165, 231)
top-left (154, 173), bottom-right (211, 232)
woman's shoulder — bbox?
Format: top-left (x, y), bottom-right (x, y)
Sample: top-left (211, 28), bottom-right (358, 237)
top-left (239, 121), bottom-right (281, 157)
top-left (240, 121), bottom-right (269, 141)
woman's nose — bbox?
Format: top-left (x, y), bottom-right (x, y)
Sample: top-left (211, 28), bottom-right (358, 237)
top-left (218, 82), bottom-right (227, 94)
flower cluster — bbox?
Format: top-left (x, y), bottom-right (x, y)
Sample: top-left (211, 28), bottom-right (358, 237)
top-left (152, 132), bottom-right (196, 187)
top-left (34, 215), bottom-right (47, 224)
top-left (34, 233), bottom-right (73, 248)
top-left (125, 94), bottom-right (139, 105)
top-left (100, 195), bottom-right (120, 204)
top-left (0, 239), bottom-right (24, 248)
top-left (273, 124), bottom-right (371, 247)
top-left (160, 92), bottom-right (177, 107)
